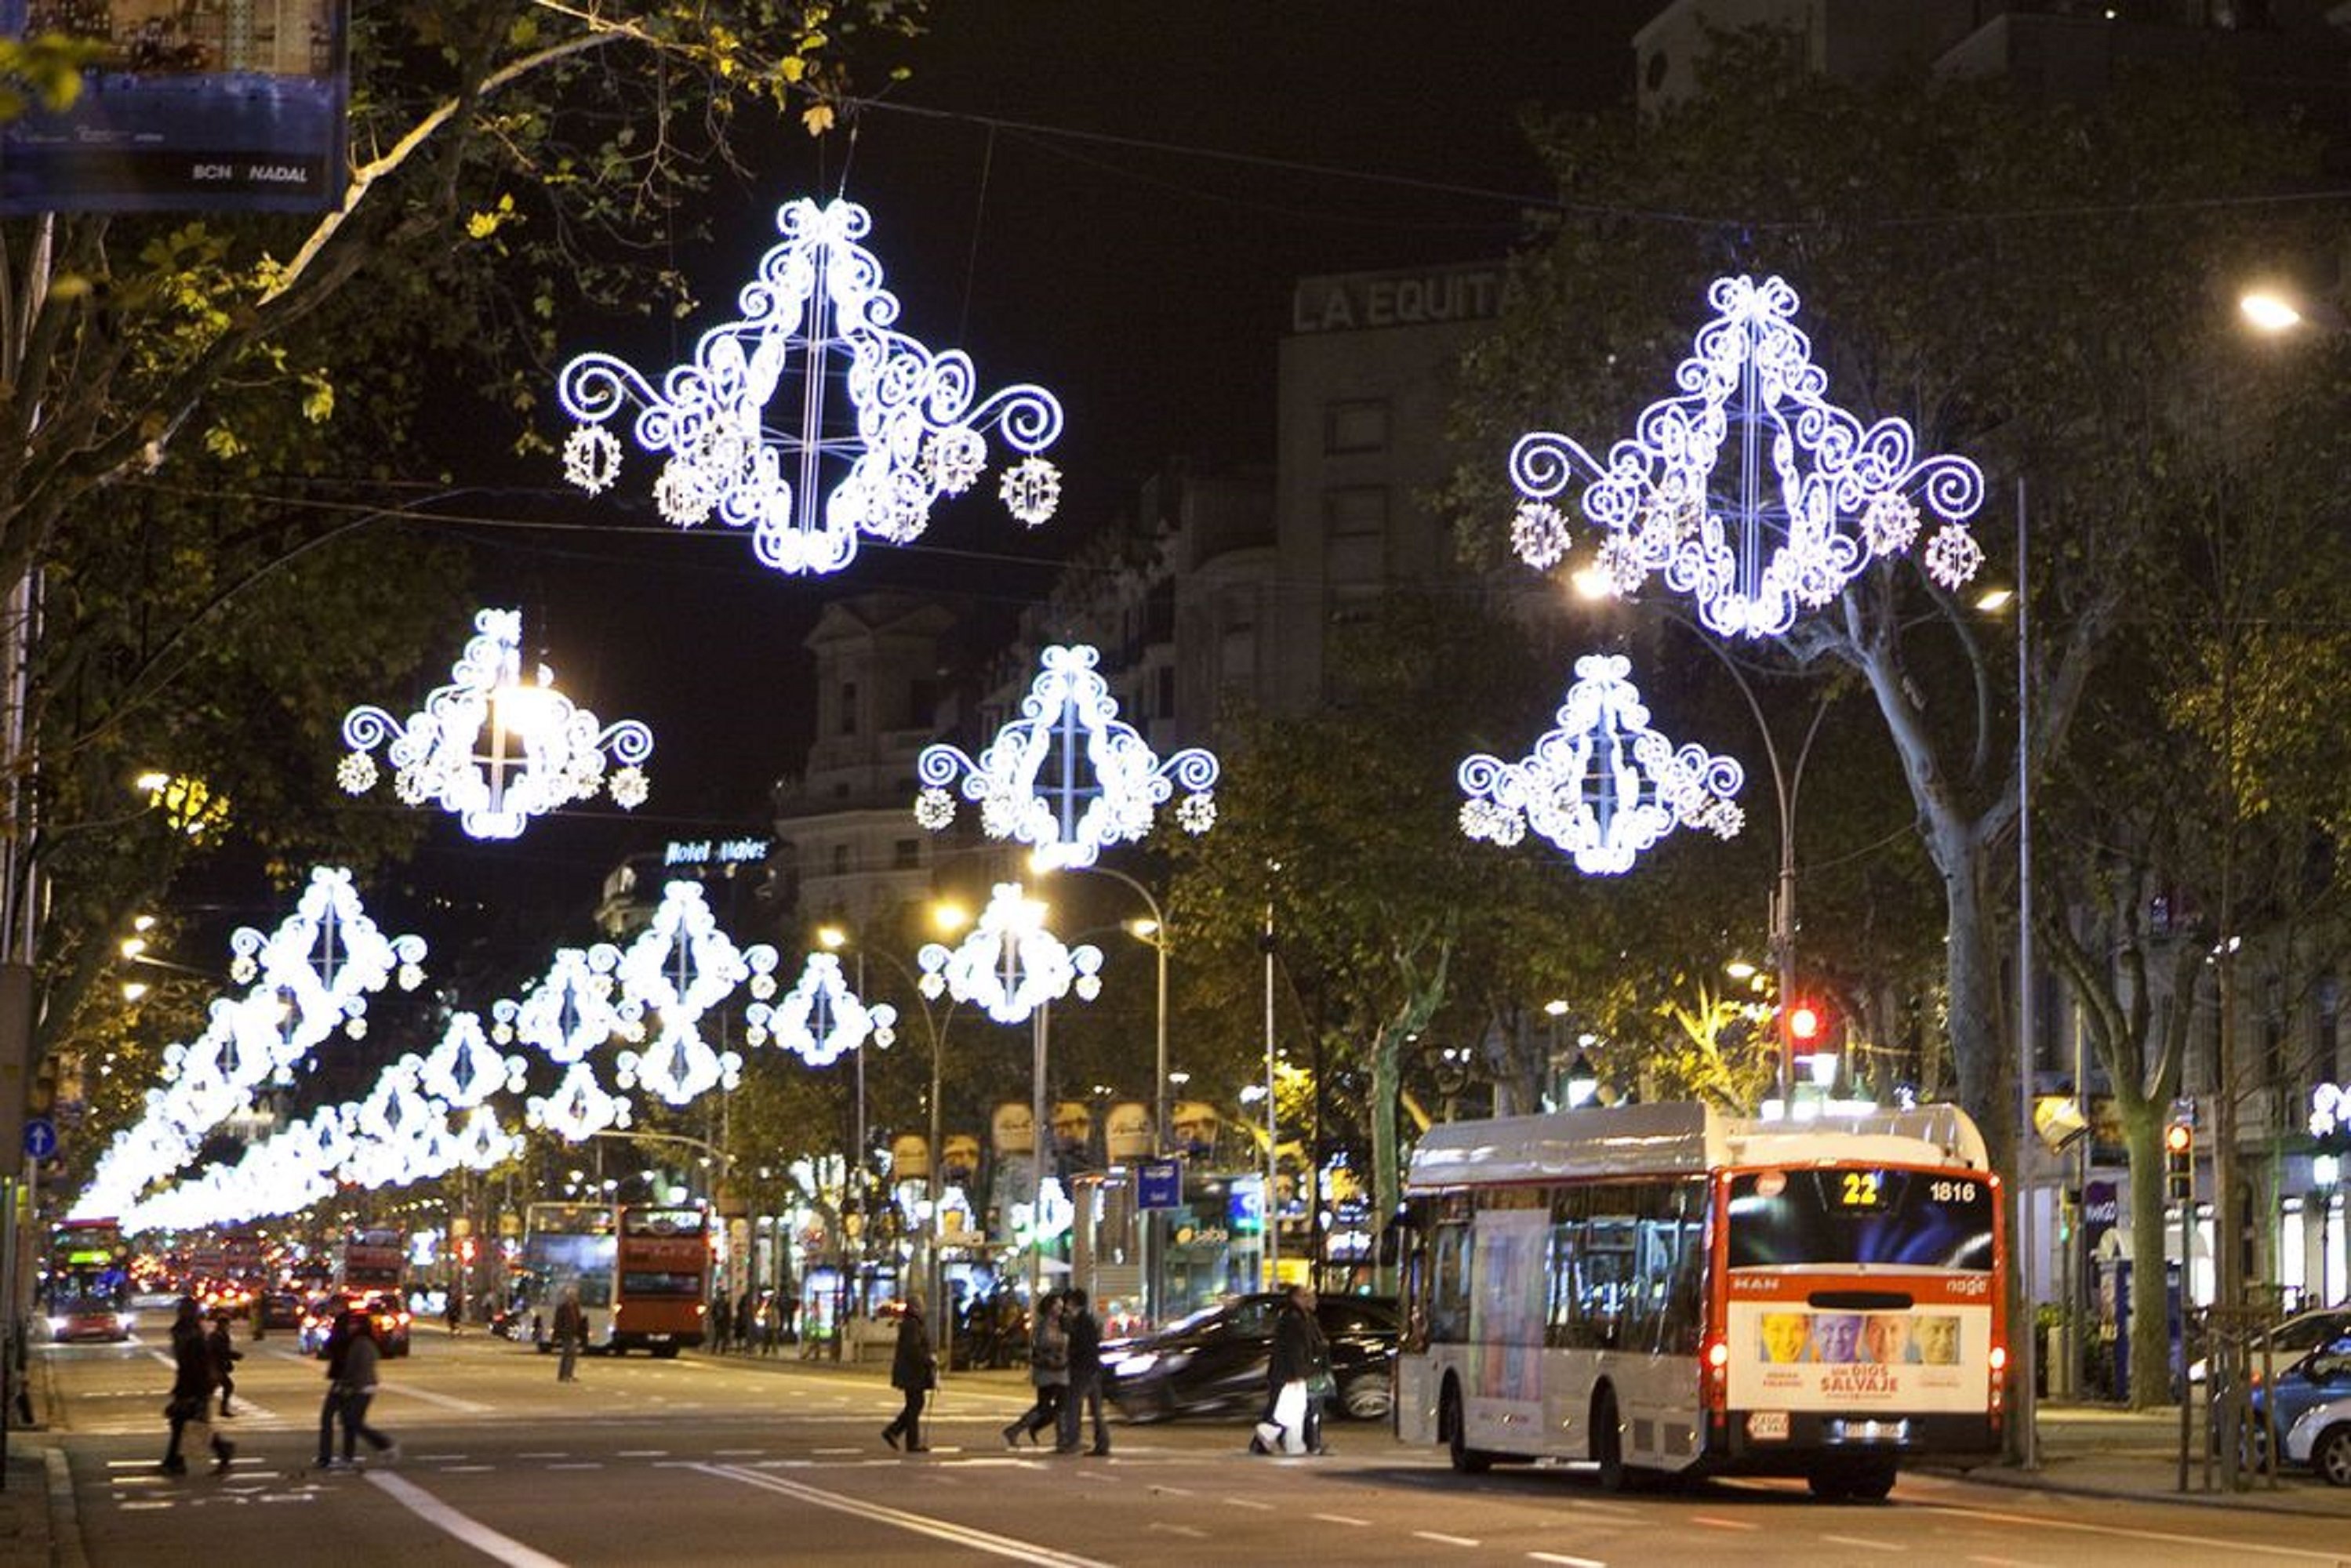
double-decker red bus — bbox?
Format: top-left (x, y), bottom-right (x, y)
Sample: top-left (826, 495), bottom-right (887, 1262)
top-left (612, 1203), bottom-right (710, 1357)
top-left (1397, 1101), bottom-right (2004, 1501)
top-left (45, 1219), bottom-right (133, 1341)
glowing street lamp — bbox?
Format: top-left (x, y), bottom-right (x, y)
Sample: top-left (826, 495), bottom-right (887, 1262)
top-left (1506, 274), bottom-right (1986, 639)
top-left (339, 608), bottom-right (652, 841)
top-left (556, 195), bottom-right (1067, 578)
top-left (914, 644), bottom-right (1219, 870)
top-left (917, 884), bottom-right (1103, 1294)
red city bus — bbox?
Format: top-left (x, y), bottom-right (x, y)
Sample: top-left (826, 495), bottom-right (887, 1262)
top-left (45, 1219), bottom-right (133, 1341)
top-left (1397, 1101), bottom-right (2004, 1501)
top-left (611, 1203), bottom-right (710, 1356)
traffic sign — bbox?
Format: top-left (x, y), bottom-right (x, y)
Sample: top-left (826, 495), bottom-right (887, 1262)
top-left (22, 1115), bottom-right (56, 1160)
top-left (1138, 1156), bottom-right (1183, 1210)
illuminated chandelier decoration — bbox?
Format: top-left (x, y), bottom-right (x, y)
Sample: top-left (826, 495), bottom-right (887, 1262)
top-left (1459, 654), bottom-right (1746, 877)
top-left (418, 1012), bottom-right (525, 1109)
top-left (918, 882), bottom-right (1102, 1026)
top-left (748, 951), bottom-right (897, 1067)
top-left (914, 644), bottom-right (1219, 870)
top-left (339, 608), bottom-right (653, 840)
top-left (612, 882), bottom-right (779, 1105)
top-left (1506, 274), bottom-right (1986, 640)
top-left (495, 945), bottom-right (627, 1065)
top-left (555, 195), bottom-right (1067, 578)
top-left (528, 1059), bottom-right (634, 1143)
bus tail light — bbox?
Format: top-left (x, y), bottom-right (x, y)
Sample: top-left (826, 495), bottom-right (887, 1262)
top-left (1988, 1342), bottom-right (2008, 1413)
top-left (1702, 1336), bottom-right (1729, 1413)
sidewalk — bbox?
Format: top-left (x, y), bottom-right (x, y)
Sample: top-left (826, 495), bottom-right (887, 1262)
top-left (2, 1336), bottom-right (75, 1568)
top-left (1949, 1403), bottom-right (2351, 1516)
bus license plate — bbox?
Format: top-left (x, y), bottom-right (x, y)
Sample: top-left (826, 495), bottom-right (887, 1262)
top-left (1747, 1411), bottom-right (1790, 1441)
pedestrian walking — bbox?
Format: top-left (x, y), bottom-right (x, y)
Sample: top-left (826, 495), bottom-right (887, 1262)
top-left (161, 1296), bottom-right (233, 1476)
top-left (881, 1293), bottom-right (937, 1453)
top-left (1253, 1283), bottom-right (1329, 1456)
top-left (1002, 1291), bottom-right (1067, 1448)
top-left (331, 1311), bottom-right (399, 1469)
top-left (710, 1286), bottom-right (732, 1355)
top-left (1056, 1287), bottom-right (1110, 1456)
top-left (554, 1285), bottom-right (584, 1382)
top-left (445, 1290), bottom-right (462, 1337)
top-left (736, 1288), bottom-right (754, 1357)
top-left (761, 1292), bottom-right (782, 1356)
top-left (207, 1312), bottom-right (243, 1417)
top-left (315, 1306), bottom-right (355, 1469)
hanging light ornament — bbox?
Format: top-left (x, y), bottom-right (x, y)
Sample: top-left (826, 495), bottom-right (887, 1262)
top-left (496, 944), bottom-right (627, 1065)
top-left (612, 882), bottom-right (779, 1105)
top-left (914, 644), bottom-right (1219, 870)
top-left (1459, 654), bottom-right (1746, 877)
top-left (749, 950), bottom-right (897, 1067)
top-left (528, 1059), bottom-right (634, 1143)
top-left (917, 882), bottom-right (1103, 1026)
top-left (339, 608), bottom-right (653, 840)
top-left (1506, 274), bottom-right (1986, 639)
top-left (417, 1012), bottom-right (525, 1109)
top-left (555, 195), bottom-right (1067, 578)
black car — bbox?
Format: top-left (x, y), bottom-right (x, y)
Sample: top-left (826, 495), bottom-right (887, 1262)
top-left (1102, 1293), bottom-right (1397, 1422)
top-left (256, 1290), bottom-right (305, 1330)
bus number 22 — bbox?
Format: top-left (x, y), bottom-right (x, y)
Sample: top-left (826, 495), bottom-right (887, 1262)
top-left (1840, 1171), bottom-right (1881, 1207)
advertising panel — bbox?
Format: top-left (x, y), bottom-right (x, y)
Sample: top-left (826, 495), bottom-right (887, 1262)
top-left (1, 0), bottom-right (350, 212)
top-left (1723, 1287), bottom-right (1993, 1414)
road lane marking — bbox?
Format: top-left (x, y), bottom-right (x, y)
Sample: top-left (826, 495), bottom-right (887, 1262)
top-left (366, 1471), bottom-right (569, 1568)
top-left (383, 1385), bottom-right (492, 1413)
top-left (1223, 1496), bottom-right (1274, 1511)
top-left (1693, 1515), bottom-right (1760, 1530)
top-left (1415, 1530), bottom-right (1483, 1548)
top-left (1312, 1512), bottom-right (1370, 1526)
top-left (696, 1464), bottom-right (1113, 1566)
top-left (616, 1450), bottom-right (668, 1457)
top-left (1920, 1503), bottom-right (2341, 1561)
top-left (1147, 1523), bottom-right (1208, 1539)
top-left (1528, 1554), bottom-right (1608, 1567)
top-left (1822, 1536), bottom-right (1902, 1552)
top-left (515, 1452), bottom-right (569, 1459)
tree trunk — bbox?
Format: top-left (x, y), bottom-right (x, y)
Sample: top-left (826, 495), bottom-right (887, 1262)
top-left (2121, 1105), bottom-right (2173, 1408)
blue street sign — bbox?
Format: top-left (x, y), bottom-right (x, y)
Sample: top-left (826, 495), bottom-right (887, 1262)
top-left (23, 1116), bottom-right (57, 1160)
top-left (1138, 1156), bottom-right (1183, 1211)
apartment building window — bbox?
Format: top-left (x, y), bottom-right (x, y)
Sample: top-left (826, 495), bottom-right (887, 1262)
top-left (840, 681), bottom-right (858, 736)
top-left (1324, 398), bottom-right (1390, 455)
top-left (2320, 978), bottom-right (2341, 1080)
top-left (893, 838), bottom-right (921, 869)
top-left (831, 845), bottom-right (850, 875)
top-left (1326, 485), bottom-right (1388, 586)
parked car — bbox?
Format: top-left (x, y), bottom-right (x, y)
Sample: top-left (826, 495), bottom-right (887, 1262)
top-left (2284, 1393), bottom-right (2351, 1485)
top-left (1101, 1293), bottom-right (1398, 1422)
top-left (256, 1290), bottom-right (305, 1331)
top-left (2189, 1306), bottom-right (2351, 1385)
top-left (300, 1291), bottom-right (414, 1358)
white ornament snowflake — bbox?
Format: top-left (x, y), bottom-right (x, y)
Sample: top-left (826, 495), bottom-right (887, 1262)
top-left (336, 752), bottom-right (377, 795)
top-left (1510, 500), bottom-right (1572, 571)
top-left (999, 456), bottom-right (1063, 526)
top-left (561, 426), bottom-right (622, 495)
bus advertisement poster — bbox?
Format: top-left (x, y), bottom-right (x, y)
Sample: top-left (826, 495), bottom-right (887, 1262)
top-left (1725, 1298), bottom-right (1993, 1413)
top-left (0, 0), bottom-right (349, 214)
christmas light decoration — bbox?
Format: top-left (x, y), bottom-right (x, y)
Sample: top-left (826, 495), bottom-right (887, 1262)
top-left (555, 195), bottom-right (1066, 578)
top-left (918, 883), bottom-right (1102, 1025)
top-left (528, 1059), bottom-right (633, 1143)
top-left (914, 644), bottom-right (1219, 870)
top-left (750, 950), bottom-right (897, 1068)
top-left (1459, 654), bottom-right (1746, 877)
top-left (496, 945), bottom-right (627, 1065)
top-left (340, 608), bottom-right (652, 840)
top-left (417, 1012), bottom-right (525, 1109)
top-left (612, 882), bottom-right (779, 1105)
top-left (1506, 274), bottom-right (1986, 639)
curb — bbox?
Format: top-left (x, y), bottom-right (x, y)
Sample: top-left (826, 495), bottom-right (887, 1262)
top-left (42, 1446), bottom-right (84, 1568)
top-left (1935, 1461), bottom-right (2351, 1519)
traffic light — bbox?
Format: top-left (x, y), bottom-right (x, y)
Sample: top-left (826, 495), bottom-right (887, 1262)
top-left (1784, 999), bottom-right (1825, 1050)
top-left (2164, 1120), bottom-right (2194, 1201)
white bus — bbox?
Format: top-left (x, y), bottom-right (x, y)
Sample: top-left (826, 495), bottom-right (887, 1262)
top-left (521, 1201), bottom-right (619, 1350)
top-left (1397, 1101), bottom-right (2006, 1500)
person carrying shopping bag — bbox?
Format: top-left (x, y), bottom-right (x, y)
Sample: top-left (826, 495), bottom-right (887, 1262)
top-left (1002, 1292), bottom-right (1067, 1447)
top-left (1254, 1283), bottom-right (1330, 1456)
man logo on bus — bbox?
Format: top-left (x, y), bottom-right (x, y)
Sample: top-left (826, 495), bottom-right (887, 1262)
top-left (1760, 1311), bottom-right (1811, 1363)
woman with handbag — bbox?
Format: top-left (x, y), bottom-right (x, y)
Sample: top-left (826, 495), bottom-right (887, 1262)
top-left (1002, 1291), bottom-right (1068, 1446)
top-left (881, 1293), bottom-right (937, 1452)
top-left (162, 1296), bottom-right (233, 1476)
top-left (1255, 1283), bottom-right (1330, 1456)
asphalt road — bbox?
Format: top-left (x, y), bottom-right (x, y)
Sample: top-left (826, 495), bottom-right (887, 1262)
top-left (38, 1327), bottom-right (2351, 1566)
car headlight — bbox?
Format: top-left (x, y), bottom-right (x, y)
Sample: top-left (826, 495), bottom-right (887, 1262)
top-left (117, 1314), bottom-right (136, 1330)
top-left (1113, 1351), bottom-right (1158, 1376)
top-left (45, 1317), bottom-right (64, 1335)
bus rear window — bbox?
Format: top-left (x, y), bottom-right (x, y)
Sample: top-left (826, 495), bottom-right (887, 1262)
top-left (621, 1271), bottom-right (703, 1298)
top-left (622, 1208), bottom-right (705, 1238)
top-left (1727, 1168), bottom-right (1993, 1272)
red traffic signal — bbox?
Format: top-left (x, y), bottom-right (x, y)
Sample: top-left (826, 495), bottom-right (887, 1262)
top-left (1786, 1000), bottom-right (1825, 1044)
top-left (2164, 1121), bottom-right (2193, 1157)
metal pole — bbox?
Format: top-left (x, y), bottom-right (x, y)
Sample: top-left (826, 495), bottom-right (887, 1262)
top-left (2018, 477), bottom-right (2040, 1468)
top-left (1263, 898), bottom-right (1277, 1288)
top-left (1031, 1002), bottom-right (1049, 1301)
top-left (928, 1000), bottom-right (943, 1359)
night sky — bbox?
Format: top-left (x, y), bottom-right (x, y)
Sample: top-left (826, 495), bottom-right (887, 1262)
top-left (352, 2), bottom-right (1664, 961)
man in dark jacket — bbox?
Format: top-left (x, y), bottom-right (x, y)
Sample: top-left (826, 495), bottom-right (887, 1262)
top-left (162, 1297), bottom-right (233, 1475)
top-left (881, 1293), bottom-right (936, 1453)
top-left (1056, 1287), bottom-right (1110, 1455)
top-left (207, 1312), bottom-right (243, 1417)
